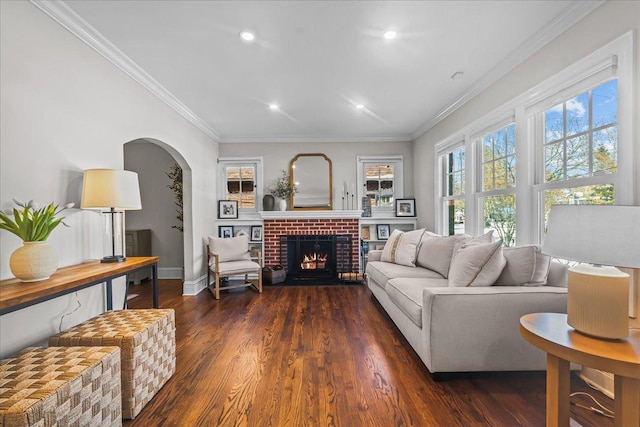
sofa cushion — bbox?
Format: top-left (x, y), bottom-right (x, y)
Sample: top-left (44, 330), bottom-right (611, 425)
top-left (366, 261), bottom-right (444, 290)
top-left (495, 245), bottom-right (551, 286)
top-left (386, 278), bottom-right (449, 327)
top-left (416, 235), bottom-right (457, 278)
top-left (208, 235), bottom-right (250, 263)
top-left (448, 240), bottom-right (506, 287)
top-left (452, 230), bottom-right (494, 258)
top-left (380, 229), bottom-right (425, 267)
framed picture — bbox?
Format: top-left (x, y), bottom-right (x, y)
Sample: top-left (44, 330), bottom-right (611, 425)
top-left (218, 200), bottom-right (238, 219)
top-left (250, 225), bottom-right (263, 241)
top-left (395, 198), bottom-right (416, 217)
top-left (219, 225), bottom-right (234, 238)
top-left (376, 224), bottom-right (390, 240)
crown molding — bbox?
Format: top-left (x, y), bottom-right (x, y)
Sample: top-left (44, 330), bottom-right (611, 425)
top-left (31, 0), bottom-right (221, 142)
top-left (410, 0), bottom-right (605, 140)
top-left (219, 134), bottom-right (413, 144)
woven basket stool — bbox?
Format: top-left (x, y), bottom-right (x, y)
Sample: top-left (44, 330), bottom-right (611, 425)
top-left (49, 309), bottom-right (175, 420)
top-left (0, 346), bottom-right (121, 427)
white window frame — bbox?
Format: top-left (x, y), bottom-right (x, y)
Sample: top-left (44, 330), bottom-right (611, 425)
top-left (217, 157), bottom-right (263, 215)
top-left (432, 32), bottom-right (634, 246)
top-left (356, 155), bottom-right (404, 215)
top-left (435, 137), bottom-right (469, 235)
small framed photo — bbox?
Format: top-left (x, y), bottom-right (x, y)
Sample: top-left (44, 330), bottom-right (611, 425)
top-left (218, 200), bottom-right (238, 219)
top-left (377, 224), bottom-right (390, 240)
top-left (395, 198), bottom-right (416, 217)
top-left (250, 225), bottom-right (263, 241)
top-left (219, 225), bottom-right (234, 238)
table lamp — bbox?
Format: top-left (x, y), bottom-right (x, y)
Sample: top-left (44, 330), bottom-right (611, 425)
top-left (543, 205), bottom-right (640, 339)
top-left (81, 169), bottom-right (142, 263)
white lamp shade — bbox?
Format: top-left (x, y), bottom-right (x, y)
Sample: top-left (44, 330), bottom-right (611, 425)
top-left (543, 205), bottom-right (640, 268)
top-left (80, 169), bottom-right (142, 210)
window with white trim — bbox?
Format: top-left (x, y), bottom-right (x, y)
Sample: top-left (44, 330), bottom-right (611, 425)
top-left (477, 123), bottom-right (517, 246)
top-left (218, 157), bottom-right (263, 213)
top-left (439, 145), bottom-right (466, 235)
top-left (356, 156), bottom-right (404, 212)
top-left (537, 79), bottom-right (618, 231)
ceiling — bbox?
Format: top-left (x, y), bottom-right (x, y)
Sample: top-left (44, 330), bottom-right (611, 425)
top-left (53, 1), bottom-right (600, 143)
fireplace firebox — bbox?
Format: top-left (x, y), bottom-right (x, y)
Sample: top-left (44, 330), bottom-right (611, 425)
top-left (280, 234), bottom-right (352, 283)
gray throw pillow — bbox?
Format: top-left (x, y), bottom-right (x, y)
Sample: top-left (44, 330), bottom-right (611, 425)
top-left (495, 245), bottom-right (551, 286)
top-left (416, 235), bottom-right (457, 278)
top-left (448, 240), bottom-right (506, 287)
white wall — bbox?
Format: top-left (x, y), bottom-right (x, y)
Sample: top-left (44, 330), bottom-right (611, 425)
top-left (124, 141), bottom-right (184, 274)
top-left (413, 1), bottom-right (640, 230)
top-left (0, 2), bottom-right (217, 357)
top-left (219, 140), bottom-right (414, 208)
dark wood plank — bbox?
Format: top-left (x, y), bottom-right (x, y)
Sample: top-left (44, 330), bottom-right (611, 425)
top-left (124, 281), bottom-right (614, 426)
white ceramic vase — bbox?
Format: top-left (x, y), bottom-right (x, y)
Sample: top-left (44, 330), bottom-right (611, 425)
top-left (277, 198), bottom-right (287, 211)
top-left (9, 241), bottom-right (58, 282)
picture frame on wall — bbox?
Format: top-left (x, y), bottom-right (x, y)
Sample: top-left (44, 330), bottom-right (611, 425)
top-left (250, 226), bottom-right (263, 241)
top-left (395, 198), bottom-right (416, 217)
top-left (219, 225), bottom-right (234, 238)
top-left (218, 200), bottom-right (238, 219)
top-left (377, 224), bottom-right (390, 240)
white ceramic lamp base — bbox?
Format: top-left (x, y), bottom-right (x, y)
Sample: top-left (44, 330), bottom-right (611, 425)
top-left (567, 264), bottom-right (629, 340)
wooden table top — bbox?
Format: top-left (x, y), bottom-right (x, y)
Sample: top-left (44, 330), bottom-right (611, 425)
top-left (0, 257), bottom-right (158, 313)
top-left (520, 312), bottom-right (640, 379)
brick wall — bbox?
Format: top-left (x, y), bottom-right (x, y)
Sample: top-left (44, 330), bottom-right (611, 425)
top-left (264, 218), bottom-right (359, 271)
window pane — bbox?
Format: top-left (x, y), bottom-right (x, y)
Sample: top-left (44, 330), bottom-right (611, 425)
top-left (445, 199), bottom-right (466, 236)
top-left (483, 194), bottom-right (516, 247)
top-left (483, 137), bottom-right (493, 162)
top-left (545, 104), bottom-right (563, 143)
top-left (495, 158), bottom-right (507, 190)
top-left (543, 184), bottom-right (615, 227)
top-left (566, 92), bottom-right (589, 136)
top-left (593, 126), bottom-right (617, 174)
top-left (364, 163), bottom-right (394, 207)
top-left (483, 162), bottom-right (494, 191)
top-left (494, 129), bottom-right (507, 158)
top-left (506, 124), bottom-right (516, 155)
top-left (593, 79), bottom-right (618, 128)
top-left (566, 135), bottom-right (589, 179)
top-left (506, 155), bottom-right (516, 187)
top-left (545, 142), bottom-right (564, 182)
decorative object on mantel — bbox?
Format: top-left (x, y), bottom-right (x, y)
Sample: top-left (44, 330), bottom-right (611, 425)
top-left (0, 199), bottom-right (74, 281)
top-left (361, 197), bottom-right (372, 217)
top-left (81, 169), bottom-right (142, 263)
top-left (262, 194), bottom-right (275, 211)
top-left (269, 169), bottom-right (297, 211)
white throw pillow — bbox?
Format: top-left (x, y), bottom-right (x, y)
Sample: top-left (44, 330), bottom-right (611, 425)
top-left (448, 240), bottom-right (506, 287)
top-left (495, 245), bottom-right (551, 286)
top-left (208, 235), bottom-right (251, 263)
top-left (452, 230), bottom-right (494, 258)
top-left (416, 235), bottom-right (457, 278)
top-left (380, 229), bottom-right (425, 267)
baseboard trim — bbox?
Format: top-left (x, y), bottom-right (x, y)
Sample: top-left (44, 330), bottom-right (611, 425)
top-left (579, 367), bottom-right (614, 399)
top-left (158, 267), bottom-right (183, 279)
top-left (183, 275), bottom-right (207, 296)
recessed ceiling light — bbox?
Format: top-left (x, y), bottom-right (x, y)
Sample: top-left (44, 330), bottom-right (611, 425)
top-left (355, 104), bottom-right (365, 110)
top-left (451, 71), bottom-right (464, 80)
top-left (383, 30), bottom-right (397, 40)
top-left (239, 31), bottom-right (255, 41)
top-left (269, 104), bottom-right (279, 110)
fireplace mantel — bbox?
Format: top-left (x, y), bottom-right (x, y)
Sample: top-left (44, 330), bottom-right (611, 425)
top-left (259, 210), bottom-right (362, 220)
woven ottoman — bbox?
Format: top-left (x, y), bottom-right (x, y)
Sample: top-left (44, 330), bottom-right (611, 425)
top-left (0, 346), bottom-right (121, 427)
top-left (49, 309), bottom-right (175, 420)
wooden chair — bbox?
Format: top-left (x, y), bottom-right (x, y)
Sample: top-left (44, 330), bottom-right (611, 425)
top-left (207, 244), bottom-right (263, 299)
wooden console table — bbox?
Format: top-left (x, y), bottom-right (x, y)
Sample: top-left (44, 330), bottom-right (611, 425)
top-left (0, 257), bottom-right (159, 316)
top-left (520, 312), bottom-right (640, 427)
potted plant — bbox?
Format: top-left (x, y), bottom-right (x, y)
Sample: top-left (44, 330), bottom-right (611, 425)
top-left (269, 170), bottom-right (297, 211)
top-left (0, 199), bottom-right (74, 281)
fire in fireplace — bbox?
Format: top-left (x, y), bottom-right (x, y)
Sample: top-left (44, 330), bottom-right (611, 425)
top-left (300, 252), bottom-right (328, 270)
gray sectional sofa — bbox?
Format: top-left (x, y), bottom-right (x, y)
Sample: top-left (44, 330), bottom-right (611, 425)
top-left (365, 230), bottom-right (568, 375)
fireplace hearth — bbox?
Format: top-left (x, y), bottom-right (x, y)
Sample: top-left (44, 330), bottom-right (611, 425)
top-left (280, 234), bottom-right (352, 283)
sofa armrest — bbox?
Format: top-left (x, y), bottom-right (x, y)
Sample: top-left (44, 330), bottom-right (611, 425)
top-left (368, 250), bottom-right (383, 262)
top-left (421, 286), bottom-right (567, 373)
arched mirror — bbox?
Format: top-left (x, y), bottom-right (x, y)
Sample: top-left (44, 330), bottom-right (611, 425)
top-left (290, 153), bottom-right (332, 210)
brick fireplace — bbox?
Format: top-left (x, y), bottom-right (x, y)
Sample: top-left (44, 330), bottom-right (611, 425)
top-left (261, 213), bottom-right (360, 273)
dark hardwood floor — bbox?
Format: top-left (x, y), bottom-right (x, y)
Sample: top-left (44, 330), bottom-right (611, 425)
top-left (124, 280), bottom-right (614, 427)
